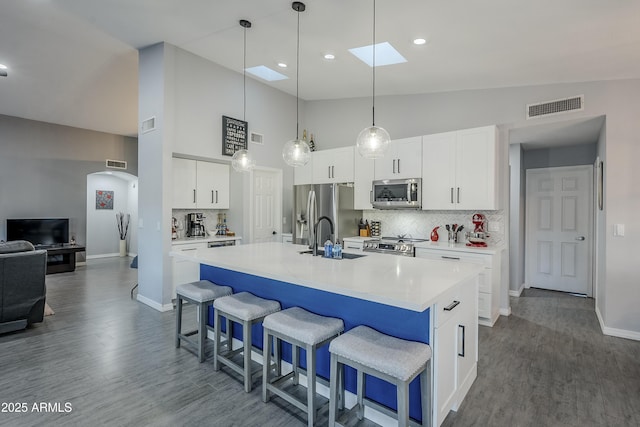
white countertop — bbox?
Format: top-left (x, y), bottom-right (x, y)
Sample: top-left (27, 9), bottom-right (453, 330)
top-left (171, 236), bottom-right (242, 246)
top-left (169, 242), bottom-right (482, 312)
top-left (414, 241), bottom-right (504, 255)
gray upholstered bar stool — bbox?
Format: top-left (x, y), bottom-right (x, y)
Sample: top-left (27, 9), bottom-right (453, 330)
top-left (262, 307), bottom-right (344, 427)
top-left (175, 279), bottom-right (232, 362)
top-left (213, 292), bottom-right (281, 392)
top-left (328, 325), bottom-right (432, 427)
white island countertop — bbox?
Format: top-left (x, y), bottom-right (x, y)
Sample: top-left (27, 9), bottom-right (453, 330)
top-left (170, 242), bottom-right (482, 312)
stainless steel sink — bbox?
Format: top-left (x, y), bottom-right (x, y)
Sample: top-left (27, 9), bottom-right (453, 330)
top-left (298, 250), bottom-right (366, 259)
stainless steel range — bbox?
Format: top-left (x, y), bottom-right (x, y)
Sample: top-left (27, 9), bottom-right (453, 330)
top-left (362, 236), bottom-right (429, 257)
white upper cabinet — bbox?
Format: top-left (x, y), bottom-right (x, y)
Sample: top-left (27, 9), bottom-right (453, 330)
top-left (374, 136), bottom-right (422, 180)
top-left (422, 125), bottom-right (498, 210)
top-left (311, 146), bottom-right (355, 184)
top-left (293, 157), bottom-right (313, 185)
top-left (196, 161), bottom-right (229, 209)
top-left (172, 158), bottom-right (229, 209)
top-left (172, 157), bottom-right (198, 209)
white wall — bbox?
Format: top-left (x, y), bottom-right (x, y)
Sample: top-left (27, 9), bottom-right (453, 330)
top-left (509, 144), bottom-right (526, 295)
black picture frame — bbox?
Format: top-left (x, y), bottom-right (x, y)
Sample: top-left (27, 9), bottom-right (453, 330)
top-left (222, 115), bottom-right (248, 157)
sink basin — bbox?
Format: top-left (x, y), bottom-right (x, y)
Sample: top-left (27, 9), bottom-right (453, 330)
top-left (298, 249), bottom-right (366, 260)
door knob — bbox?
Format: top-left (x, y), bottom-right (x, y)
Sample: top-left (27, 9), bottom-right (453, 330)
top-left (575, 236), bottom-right (585, 241)
top-left (272, 231), bottom-right (277, 235)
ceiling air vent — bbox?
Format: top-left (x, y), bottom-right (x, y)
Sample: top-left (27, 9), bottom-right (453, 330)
top-left (526, 95), bottom-right (584, 119)
top-left (106, 159), bottom-right (127, 170)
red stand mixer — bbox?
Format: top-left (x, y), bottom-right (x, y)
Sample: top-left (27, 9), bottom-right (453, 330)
top-left (466, 213), bottom-right (489, 247)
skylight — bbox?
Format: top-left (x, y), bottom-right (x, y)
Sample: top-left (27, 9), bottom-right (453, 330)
top-left (245, 66), bottom-right (288, 81)
top-left (348, 42), bottom-right (407, 67)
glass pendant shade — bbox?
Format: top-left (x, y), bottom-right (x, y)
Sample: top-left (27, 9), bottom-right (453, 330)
top-left (231, 149), bottom-right (255, 172)
top-left (356, 125), bottom-right (391, 159)
top-left (282, 138), bottom-right (311, 167)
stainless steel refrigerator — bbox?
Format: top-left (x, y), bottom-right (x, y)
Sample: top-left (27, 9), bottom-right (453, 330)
top-left (292, 183), bottom-right (362, 247)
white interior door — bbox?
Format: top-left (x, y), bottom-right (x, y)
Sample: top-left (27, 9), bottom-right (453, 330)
top-left (250, 168), bottom-right (282, 243)
top-left (526, 166), bottom-right (593, 295)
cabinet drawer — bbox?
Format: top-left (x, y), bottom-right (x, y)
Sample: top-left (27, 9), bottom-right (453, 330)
top-left (342, 238), bottom-right (364, 252)
top-left (478, 292), bottom-right (491, 319)
top-left (415, 248), bottom-right (492, 267)
top-left (434, 282), bottom-right (475, 328)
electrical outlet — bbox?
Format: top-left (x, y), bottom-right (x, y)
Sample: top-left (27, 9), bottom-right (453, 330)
top-left (614, 224), bottom-right (625, 237)
top-left (488, 221), bottom-right (500, 232)
top-left (139, 219), bottom-right (143, 228)
top-left (283, 216), bottom-right (287, 224)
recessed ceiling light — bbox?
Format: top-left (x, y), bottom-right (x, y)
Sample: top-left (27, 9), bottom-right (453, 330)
top-left (323, 53), bottom-right (335, 60)
top-left (413, 38), bottom-right (427, 45)
top-left (245, 65), bottom-right (289, 81)
top-left (349, 42), bottom-right (407, 67)
top-left (277, 62), bottom-right (287, 68)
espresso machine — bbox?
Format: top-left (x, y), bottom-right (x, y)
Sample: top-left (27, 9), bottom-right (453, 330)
top-left (186, 213), bottom-right (205, 237)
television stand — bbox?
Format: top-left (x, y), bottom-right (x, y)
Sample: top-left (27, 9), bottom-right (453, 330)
top-left (44, 245), bottom-right (86, 274)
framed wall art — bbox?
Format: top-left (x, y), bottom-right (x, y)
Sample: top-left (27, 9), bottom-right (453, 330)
top-left (96, 190), bottom-right (114, 210)
top-left (222, 115), bottom-right (248, 157)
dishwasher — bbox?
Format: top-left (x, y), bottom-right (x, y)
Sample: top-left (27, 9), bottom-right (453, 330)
top-left (208, 240), bottom-right (236, 248)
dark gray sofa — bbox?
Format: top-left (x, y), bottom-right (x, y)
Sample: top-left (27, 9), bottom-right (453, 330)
top-left (0, 240), bottom-right (47, 334)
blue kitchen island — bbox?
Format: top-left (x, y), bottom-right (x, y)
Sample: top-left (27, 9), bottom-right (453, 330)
top-left (170, 242), bottom-right (481, 426)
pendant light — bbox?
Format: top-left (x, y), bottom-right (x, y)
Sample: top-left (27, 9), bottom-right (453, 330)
top-left (231, 19), bottom-right (256, 173)
top-left (282, 1), bottom-right (311, 168)
top-left (356, 0), bottom-right (390, 159)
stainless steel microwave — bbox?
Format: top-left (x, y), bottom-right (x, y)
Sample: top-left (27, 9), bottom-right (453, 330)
top-left (371, 178), bottom-right (421, 209)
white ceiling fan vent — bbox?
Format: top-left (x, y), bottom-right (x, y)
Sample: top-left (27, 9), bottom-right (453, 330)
top-left (106, 159), bottom-right (127, 170)
top-left (526, 95), bottom-right (584, 119)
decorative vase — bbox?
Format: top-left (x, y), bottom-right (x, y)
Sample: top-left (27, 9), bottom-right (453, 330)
top-left (119, 239), bottom-right (127, 257)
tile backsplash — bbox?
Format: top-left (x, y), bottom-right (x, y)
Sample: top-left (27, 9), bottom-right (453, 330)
top-left (362, 209), bottom-right (505, 247)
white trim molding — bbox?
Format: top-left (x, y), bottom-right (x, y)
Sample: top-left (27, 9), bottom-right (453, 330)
top-left (596, 306), bottom-right (640, 342)
top-left (136, 294), bottom-right (173, 312)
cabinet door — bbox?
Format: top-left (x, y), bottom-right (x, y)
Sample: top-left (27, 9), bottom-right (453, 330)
top-left (457, 282), bottom-right (478, 392)
top-left (455, 126), bottom-right (497, 210)
top-left (172, 158), bottom-right (197, 209)
top-left (421, 131), bottom-right (457, 210)
top-left (434, 315), bottom-right (458, 427)
top-left (196, 162), bottom-right (229, 209)
top-left (312, 147), bottom-right (354, 184)
top-left (294, 157), bottom-right (313, 185)
top-left (374, 136), bottom-right (422, 180)
top-left (354, 152), bottom-right (375, 209)
top-left (394, 136), bottom-right (422, 179)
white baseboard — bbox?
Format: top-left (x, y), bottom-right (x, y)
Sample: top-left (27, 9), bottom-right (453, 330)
top-left (136, 294), bottom-right (173, 312)
top-left (509, 283), bottom-right (525, 297)
top-left (86, 253), bottom-right (121, 260)
top-left (499, 307), bottom-right (512, 316)
top-left (596, 306), bottom-right (640, 341)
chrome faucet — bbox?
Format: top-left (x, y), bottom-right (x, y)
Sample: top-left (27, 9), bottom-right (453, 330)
top-left (312, 216), bottom-right (334, 256)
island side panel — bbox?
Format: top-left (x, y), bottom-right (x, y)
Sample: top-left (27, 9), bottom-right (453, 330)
top-left (201, 264), bottom-right (431, 422)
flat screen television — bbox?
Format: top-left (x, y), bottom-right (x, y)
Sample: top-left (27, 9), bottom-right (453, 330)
top-left (6, 218), bottom-right (69, 248)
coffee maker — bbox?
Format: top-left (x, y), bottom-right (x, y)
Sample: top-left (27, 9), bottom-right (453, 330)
top-left (186, 213), bottom-right (205, 237)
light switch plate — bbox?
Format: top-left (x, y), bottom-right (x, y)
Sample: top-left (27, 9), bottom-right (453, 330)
top-left (614, 224), bottom-right (625, 236)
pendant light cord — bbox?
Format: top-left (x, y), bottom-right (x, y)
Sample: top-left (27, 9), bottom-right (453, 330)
top-left (243, 25), bottom-right (247, 122)
top-left (296, 8), bottom-right (301, 140)
top-left (372, 0), bottom-right (376, 127)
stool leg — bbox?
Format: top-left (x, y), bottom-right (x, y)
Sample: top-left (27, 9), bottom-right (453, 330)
top-left (292, 344), bottom-right (299, 385)
top-left (225, 317), bottom-right (232, 351)
top-left (274, 337), bottom-right (282, 377)
top-left (328, 353), bottom-right (339, 427)
top-left (356, 369), bottom-right (365, 420)
top-left (198, 302), bottom-right (207, 362)
top-left (262, 328), bottom-right (272, 403)
top-left (213, 311), bottom-right (222, 371)
top-left (243, 319), bottom-right (252, 392)
top-left (421, 360), bottom-right (432, 427)
top-left (397, 380), bottom-right (409, 427)
top-left (306, 343), bottom-right (316, 427)
top-left (175, 296), bottom-right (182, 348)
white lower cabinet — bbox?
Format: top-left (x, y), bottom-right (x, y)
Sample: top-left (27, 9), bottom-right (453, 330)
top-left (342, 237), bottom-right (365, 253)
top-left (433, 277), bottom-right (478, 426)
top-left (171, 242), bottom-right (207, 299)
top-left (416, 247), bottom-right (501, 327)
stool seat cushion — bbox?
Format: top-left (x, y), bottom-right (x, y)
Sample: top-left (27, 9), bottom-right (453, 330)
top-left (176, 280), bottom-right (232, 302)
top-left (263, 307), bottom-right (344, 345)
top-left (329, 325), bottom-right (432, 382)
top-left (214, 292), bottom-right (281, 321)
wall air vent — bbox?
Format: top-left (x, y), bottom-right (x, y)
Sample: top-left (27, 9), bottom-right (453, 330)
top-left (526, 95), bottom-right (584, 119)
top-left (250, 132), bottom-right (264, 145)
top-left (106, 159), bottom-right (127, 170)
top-left (141, 116), bottom-right (156, 134)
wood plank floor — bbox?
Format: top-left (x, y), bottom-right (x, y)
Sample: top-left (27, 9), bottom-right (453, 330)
top-left (1, 257), bottom-right (638, 426)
